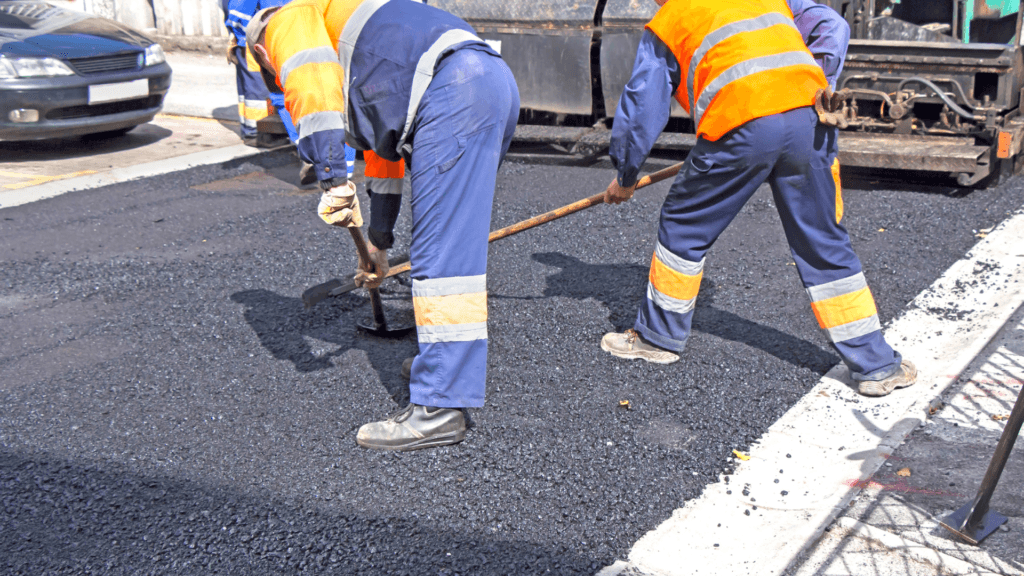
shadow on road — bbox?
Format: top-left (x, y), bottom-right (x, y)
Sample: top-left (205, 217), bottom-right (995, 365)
top-left (0, 448), bottom-right (594, 574)
top-left (230, 288), bottom-right (416, 406)
top-left (533, 251), bottom-right (839, 374)
top-left (0, 123), bottom-right (173, 162)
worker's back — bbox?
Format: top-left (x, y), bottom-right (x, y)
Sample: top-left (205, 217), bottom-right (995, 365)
top-left (646, 0), bottom-right (827, 140)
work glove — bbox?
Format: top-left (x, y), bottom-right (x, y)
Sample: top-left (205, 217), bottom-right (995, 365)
top-left (226, 36), bottom-right (239, 66)
top-left (317, 181), bottom-right (363, 228)
top-left (354, 245), bottom-right (389, 290)
top-left (603, 177), bottom-right (637, 205)
top-left (814, 87), bottom-right (850, 128)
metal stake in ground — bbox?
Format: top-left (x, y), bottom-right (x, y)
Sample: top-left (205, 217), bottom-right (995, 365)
top-left (940, 379), bottom-right (1024, 545)
top-left (347, 226), bottom-right (415, 338)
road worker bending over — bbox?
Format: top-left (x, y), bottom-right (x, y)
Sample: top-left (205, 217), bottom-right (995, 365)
top-left (246, 0), bottom-right (519, 450)
top-left (600, 0), bottom-right (917, 397)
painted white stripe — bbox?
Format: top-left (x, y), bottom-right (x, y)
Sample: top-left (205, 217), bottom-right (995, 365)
top-left (417, 322), bottom-right (488, 343)
top-left (367, 176), bottom-right (403, 195)
top-left (297, 110), bottom-right (345, 141)
top-left (654, 242), bottom-right (704, 276)
top-left (599, 210), bottom-right (1024, 576)
top-left (280, 46), bottom-right (339, 87)
top-left (412, 275), bottom-right (486, 298)
top-left (397, 29), bottom-right (483, 152)
top-left (694, 51), bottom-right (816, 127)
top-left (337, 0), bottom-right (389, 128)
top-left (806, 272), bottom-right (869, 302)
top-left (647, 284), bottom-right (697, 315)
top-left (825, 315), bottom-right (881, 342)
top-left (687, 13), bottom-right (796, 114)
top-left (0, 144), bottom-right (281, 210)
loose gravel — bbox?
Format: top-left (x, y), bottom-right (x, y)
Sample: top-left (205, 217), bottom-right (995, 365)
top-left (1, 149), bottom-right (1021, 574)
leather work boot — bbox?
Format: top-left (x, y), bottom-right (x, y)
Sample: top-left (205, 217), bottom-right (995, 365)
top-left (600, 329), bottom-right (679, 364)
top-left (401, 356), bottom-right (414, 380)
top-left (356, 404), bottom-right (466, 451)
top-left (858, 360), bottom-right (917, 397)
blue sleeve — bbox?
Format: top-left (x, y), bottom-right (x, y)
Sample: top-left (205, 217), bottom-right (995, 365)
top-left (367, 192), bottom-right (402, 250)
top-left (788, 0), bottom-right (850, 89)
top-left (609, 30), bottom-right (680, 188)
top-left (225, 0), bottom-right (256, 44)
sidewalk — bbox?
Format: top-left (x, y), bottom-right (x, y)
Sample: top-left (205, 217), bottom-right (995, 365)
top-left (788, 306), bottom-right (1024, 576)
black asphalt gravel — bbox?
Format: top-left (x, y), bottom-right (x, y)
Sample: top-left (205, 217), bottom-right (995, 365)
top-left (1, 148), bottom-right (1022, 575)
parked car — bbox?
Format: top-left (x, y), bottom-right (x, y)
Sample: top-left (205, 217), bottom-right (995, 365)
top-left (0, 0), bottom-right (172, 141)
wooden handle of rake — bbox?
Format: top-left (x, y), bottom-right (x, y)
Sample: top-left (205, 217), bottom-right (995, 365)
top-left (374, 161), bottom-right (684, 281)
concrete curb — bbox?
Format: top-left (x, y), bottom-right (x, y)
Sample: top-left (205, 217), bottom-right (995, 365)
top-left (600, 207), bottom-right (1024, 576)
top-left (152, 34), bottom-right (229, 55)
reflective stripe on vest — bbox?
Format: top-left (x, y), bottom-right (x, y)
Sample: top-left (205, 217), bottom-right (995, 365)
top-left (412, 275), bottom-right (488, 344)
top-left (806, 272), bottom-right (881, 342)
top-left (693, 50), bottom-right (816, 127)
top-left (280, 46), bottom-right (340, 88)
top-left (337, 1), bottom-right (483, 151)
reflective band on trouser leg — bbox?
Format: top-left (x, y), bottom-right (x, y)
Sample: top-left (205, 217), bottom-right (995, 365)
top-left (807, 273), bottom-right (881, 343)
top-left (636, 242), bottom-right (705, 353)
top-left (242, 98), bottom-right (268, 129)
top-left (367, 177), bottom-right (403, 195)
top-left (413, 276), bottom-right (488, 344)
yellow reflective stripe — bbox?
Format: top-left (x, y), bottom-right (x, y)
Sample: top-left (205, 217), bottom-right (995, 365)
top-left (413, 291), bottom-right (487, 327)
top-left (649, 252), bottom-right (702, 301)
top-left (832, 157), bottom-right (843, 224)
top-left (810, 286), bottom-right (878, 330)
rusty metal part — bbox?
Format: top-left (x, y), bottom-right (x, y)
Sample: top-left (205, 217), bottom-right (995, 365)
top-left (306, 162), bottom-right (685, 307)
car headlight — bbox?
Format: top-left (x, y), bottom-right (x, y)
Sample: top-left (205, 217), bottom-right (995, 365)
top-left (0, 56), bottom-right (74, 78)
top-left (144, 44), bottom-right (165, 66)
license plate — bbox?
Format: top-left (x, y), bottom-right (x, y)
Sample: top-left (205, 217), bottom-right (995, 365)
top-left (88, 79), bottom-right (149, 105)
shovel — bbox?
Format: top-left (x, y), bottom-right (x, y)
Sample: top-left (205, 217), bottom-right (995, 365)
top-left (302, 160), bottom-right (685, 309)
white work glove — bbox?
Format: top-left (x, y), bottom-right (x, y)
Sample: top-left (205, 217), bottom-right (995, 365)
top-left (814, 87), bottom-right (850, 128)
top-left (354, 244), bottom-right (389, 290)
top-left (317, 181), bottom-right (363, 228)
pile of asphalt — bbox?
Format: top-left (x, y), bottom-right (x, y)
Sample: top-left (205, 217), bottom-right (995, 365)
top-left (1, 149), bottom-right (1021, 574)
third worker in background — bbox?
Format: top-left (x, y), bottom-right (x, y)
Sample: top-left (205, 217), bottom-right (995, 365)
top-left (246, 0), bottom-right (519, 450)
top-left (599, 0), bottom-right (917, 397)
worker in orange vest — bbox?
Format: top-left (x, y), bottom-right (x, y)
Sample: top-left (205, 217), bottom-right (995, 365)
top-left (599, 0), bottom-right (916, 397)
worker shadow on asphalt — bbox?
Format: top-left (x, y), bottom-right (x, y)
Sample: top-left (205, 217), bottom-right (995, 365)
top-left (0, 448), bottom-right (595, 574)
top-left (532, 251), bottom-right (839, 373)
top-left (230, 288), bottom-right (418, 406)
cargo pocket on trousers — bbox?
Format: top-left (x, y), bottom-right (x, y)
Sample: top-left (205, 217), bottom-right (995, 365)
top-left (436, 136), bottom-right (466, 174)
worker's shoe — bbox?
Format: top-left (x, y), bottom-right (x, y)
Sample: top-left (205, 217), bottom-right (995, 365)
top-left (298, 162), bottom-right (317, 187)
top-left (401, 356), bottom-right (414, 380)
top-left (857, 360), bottom-right (917, 397)
top-left (356, 404), bottom-right (466, 451)
top-left (242, 134), bottom-right (259, 148)
top-left (600, 329), bottom-right (679, 364)
top-left (256, 132), bottom-right (289, 149)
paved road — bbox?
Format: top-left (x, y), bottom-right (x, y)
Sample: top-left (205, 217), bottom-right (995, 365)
top-left (1, 150), bottom-right (1021, 574)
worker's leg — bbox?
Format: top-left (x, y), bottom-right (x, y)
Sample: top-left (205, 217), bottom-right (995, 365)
top-left (632, 120), bottom-right (780, 353)
top-left (768, 106), bottom-right (902, 381)
top-left (406, 49), bottom-right (519, 408)
top-left (235, 46), bottom-right (268, 142)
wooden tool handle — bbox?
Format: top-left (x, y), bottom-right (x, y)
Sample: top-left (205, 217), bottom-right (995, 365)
top-left (348, 227), bottom-right (388, 330)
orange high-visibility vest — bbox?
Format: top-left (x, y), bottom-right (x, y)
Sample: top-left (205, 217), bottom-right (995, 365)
top-left (363, 150), bottom-right (404, 179)
top-left (646, 0), bottom-right (828, 141)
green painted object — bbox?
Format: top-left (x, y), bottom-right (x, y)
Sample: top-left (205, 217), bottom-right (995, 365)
top-left (964, 0), bottom-right (1021, 43)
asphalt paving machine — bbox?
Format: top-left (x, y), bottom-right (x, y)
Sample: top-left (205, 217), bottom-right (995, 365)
top-left (429, 0), bottom-right (1024, 186)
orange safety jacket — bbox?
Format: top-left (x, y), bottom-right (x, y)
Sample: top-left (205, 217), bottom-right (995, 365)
top-left (646, 0), bottom-right (828, 141)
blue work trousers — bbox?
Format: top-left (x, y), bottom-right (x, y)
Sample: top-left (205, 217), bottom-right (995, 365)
top-left (636, 106), bottom-right (902, 381)
top-left (234, 46), bottom-right (268, 139)
top-left (406, 49), bottom-right (519, 408)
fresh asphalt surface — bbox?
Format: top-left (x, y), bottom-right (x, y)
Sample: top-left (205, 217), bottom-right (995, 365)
top-left (1, 147), bottom-right (1022, 575)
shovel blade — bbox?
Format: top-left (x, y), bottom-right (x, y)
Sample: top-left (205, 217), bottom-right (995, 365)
top-left (356, 318), bottom-right (416, 338)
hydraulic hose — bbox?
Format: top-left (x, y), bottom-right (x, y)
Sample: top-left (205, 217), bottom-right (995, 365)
top-left (897, 77), bottom-right (983, 122)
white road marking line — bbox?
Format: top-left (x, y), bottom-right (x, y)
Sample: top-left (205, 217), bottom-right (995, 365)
top-left (0, 144), bottom-right (273, 210)
top-left (600, 208), bottom-right (1024, 576)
